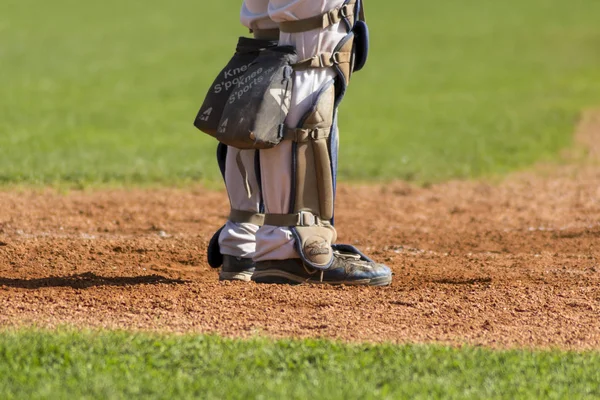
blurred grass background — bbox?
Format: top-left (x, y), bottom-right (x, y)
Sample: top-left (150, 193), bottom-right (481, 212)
top-left (1, 0), bottom-right (600, 186)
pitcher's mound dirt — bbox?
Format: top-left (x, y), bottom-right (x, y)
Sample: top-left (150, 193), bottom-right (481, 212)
top-left (1, 112), bottom-right (599, 349)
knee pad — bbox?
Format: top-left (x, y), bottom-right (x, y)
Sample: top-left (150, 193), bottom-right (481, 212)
top-left (216, 46), bottom-right (297, 149)
top-left (280, 0), bottom-right (370, 87)
top-left (194, 37), bottom-right (279, 136)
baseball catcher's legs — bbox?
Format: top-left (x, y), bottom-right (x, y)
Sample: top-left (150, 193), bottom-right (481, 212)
top-left (202, 0), bottom-right (389, 285)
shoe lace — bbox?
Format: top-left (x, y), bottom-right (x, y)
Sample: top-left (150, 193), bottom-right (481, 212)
top-left (301, 251), bottom-right (365, 283)
top-left (332, 250), bottom-right (362, 261)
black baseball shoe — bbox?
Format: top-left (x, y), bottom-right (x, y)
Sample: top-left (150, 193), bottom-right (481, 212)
top-left (219, 255), bottom-right (256, 282)
top-left (251, 250), bottom-right (392, 286)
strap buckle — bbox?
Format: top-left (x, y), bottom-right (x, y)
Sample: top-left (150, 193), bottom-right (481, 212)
top-left (331, 52), bottom-right (342, 65)
top-left (297, 211), bottom-right (317, 226)
top-left (339, 4), bottom-right (350, 18)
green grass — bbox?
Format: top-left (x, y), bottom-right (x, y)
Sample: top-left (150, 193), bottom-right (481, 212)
top-left (1, 0), bottom-right (600, 186)
top-left (0, 330), bottom-right (599, 399)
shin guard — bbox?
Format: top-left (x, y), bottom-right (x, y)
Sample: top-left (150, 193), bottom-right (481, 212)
top-left (262, 0), bottom-right (370, 269)
top-left (263, 82), bottom-right (338, 269)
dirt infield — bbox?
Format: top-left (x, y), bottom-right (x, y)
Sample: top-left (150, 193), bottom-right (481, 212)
top-left (1, 112), bottom-right (599, 349)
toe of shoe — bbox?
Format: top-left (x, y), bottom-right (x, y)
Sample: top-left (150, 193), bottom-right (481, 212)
top-left (348, 264), bottom-right (391, 280)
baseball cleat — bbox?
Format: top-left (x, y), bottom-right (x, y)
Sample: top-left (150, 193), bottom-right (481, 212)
top-left (251, 250), bottom-right (392, 286)
top-left (219, 255), bottom-right (256, 282)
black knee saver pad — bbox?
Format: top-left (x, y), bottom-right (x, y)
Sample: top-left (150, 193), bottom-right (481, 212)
top-left (352, 20), bottom-right (369, 72)
top-left (194, 37), bottom-right (278, 136)
top-left (216, 46), bottom-right (297, 149)
top-left (207, 225), bottom-right (225, 268)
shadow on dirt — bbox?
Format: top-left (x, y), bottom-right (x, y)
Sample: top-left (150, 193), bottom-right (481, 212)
top-left (0, 272), bottom-right (187, 289)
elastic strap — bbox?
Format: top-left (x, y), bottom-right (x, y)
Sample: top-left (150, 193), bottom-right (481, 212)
top-left (279, 0), bottom-right (357, 33)
top-left (283, 127), bottom-right (330, 142)
top-left (229, 209), bottom-right (265, 225)
top-left (249, 28), bottom-right (280, 40)
top-left (264, 211), bottom-right (324, 227)
top-left (294, 51), bottom-right (352, 70)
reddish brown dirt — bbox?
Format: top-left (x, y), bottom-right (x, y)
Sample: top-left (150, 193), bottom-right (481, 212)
top-left (1, 112), bottom-right (599, 350)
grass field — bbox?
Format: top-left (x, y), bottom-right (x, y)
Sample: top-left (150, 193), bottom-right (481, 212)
top-left (2, 0), bottom-right (600, 398)
top-left (1, 0), bottom-right (600, 185)
top-left (1, 330), bottom-right (599, 400)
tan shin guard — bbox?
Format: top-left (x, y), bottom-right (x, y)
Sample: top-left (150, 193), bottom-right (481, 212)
top-left (263, 0), bottom-right (365, 269)
top-left (263, 83), bottom-right (338, 269)
top-left (292, 83), bottom-right (337, 268)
